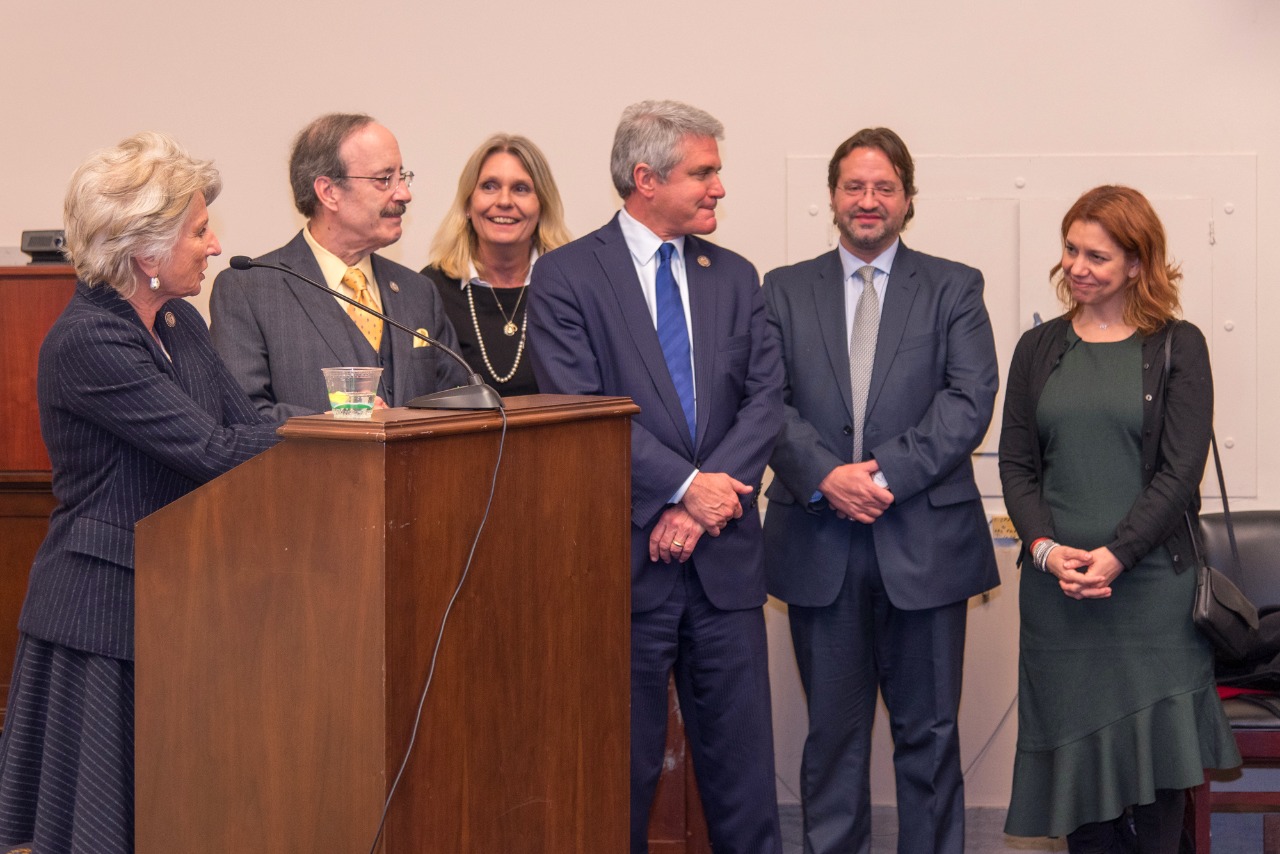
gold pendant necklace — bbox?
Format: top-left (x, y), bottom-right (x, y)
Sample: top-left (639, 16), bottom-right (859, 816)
top-left (466, 282), bottom-right (527, 383)
top-left (489, 285), bottom-right (526, 336)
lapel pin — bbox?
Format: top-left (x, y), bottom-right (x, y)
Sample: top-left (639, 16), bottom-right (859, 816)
top-left (696, 255), bottom-right (710, 268)
top-left (389, 281), bottom-right (400, 293)
top-left (164, 311), bottom-right (176, 328)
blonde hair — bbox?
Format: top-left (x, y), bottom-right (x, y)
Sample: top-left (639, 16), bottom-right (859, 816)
top-left (428, 134), bottom-right (570, 280)
top-left (63, 131), bottom-right (221, 297)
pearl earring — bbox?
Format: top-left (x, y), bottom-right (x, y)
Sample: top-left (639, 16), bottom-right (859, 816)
top-left (149, 276), bottom-right (160, 291)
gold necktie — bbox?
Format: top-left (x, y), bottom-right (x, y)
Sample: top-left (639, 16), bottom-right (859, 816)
top-left (342, 267), bottom-right (382, 351)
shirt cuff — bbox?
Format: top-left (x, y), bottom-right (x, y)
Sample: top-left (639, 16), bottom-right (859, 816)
top-left (670, 469), bottom-right (699, 505)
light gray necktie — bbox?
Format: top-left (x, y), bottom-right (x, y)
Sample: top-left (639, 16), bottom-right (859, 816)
top-left (849, 265), bottom-right (879, 461)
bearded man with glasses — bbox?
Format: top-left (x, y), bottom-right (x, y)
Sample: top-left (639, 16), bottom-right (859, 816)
top-left (762, 127), bottom-right (1000, 854)
top-left (211, 112), bottom-right (468, 418)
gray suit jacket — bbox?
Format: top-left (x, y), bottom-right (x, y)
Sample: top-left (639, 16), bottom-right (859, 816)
top-left (209, 231), bottom-right (469, 419)
top-left (762, 244), bottom-right (1000, 610)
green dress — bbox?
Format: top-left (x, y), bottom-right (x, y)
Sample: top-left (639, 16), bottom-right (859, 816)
top-left (1004, 331), bottom-right (1239, 838)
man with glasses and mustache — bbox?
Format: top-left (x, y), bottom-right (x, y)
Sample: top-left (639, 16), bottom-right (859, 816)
top-left (211, 113), bottom-right (468, 418)
top-left (762, 127), bottom-right (999, 854)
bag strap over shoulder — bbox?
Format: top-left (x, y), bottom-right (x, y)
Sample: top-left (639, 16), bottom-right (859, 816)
top-left (1211, 434), bottom-right (1242, 573)
top-left (1167, 321), bottom-right (1241, 575)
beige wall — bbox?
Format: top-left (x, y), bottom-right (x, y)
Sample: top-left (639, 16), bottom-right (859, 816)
top-left (4, 0), bottom-right (1277, 808)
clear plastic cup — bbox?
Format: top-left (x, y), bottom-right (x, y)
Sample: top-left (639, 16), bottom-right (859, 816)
top-left (321, 367), bottom-right (383, 420)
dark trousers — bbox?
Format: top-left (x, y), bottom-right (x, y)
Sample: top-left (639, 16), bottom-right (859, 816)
top-left (1066, 789), bottom-right (1187, 854)
top-left (789, 522), bottom-right (968, 854)
top-left (629, 562), bottom-right (782, 854)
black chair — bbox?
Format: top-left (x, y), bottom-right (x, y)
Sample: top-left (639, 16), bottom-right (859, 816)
top-left (1187, 510), bottom-right (1280, 853)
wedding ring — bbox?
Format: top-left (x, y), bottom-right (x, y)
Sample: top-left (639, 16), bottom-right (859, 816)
top-left (671, 540), bottom-right (684, 548)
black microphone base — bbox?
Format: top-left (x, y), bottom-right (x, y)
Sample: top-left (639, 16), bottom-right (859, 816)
top-left (406, 383), bottom-right (504, 410)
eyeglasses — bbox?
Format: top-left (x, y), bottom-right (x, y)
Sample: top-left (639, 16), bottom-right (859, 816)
top-left (337, 169), bottom-right (415, 191)
top-left (837, 182), bottom-right (901, 200)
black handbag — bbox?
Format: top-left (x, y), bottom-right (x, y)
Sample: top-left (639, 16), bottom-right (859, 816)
top-left (1154, 325), bottom-right (1260, 660)
top-left (1189, 434), bottom-right (1259, 660)
top-left (1191, 535), bottom-right (1259, 660)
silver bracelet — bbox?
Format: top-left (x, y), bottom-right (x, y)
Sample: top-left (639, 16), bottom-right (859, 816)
top-left (1033, 539), bottom-right (1060, 573)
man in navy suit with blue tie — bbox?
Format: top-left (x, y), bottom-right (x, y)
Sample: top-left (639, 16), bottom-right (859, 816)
top-left (763, 128), bottom-right (1000, 854)
top-left (528, 100), bottom-right (784, 854)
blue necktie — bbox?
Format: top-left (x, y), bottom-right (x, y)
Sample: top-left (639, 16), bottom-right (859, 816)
top-left (655, 242), bottom-right (696, 440)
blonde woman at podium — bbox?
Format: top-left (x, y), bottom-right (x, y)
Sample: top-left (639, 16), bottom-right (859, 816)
top-left (0, 133), bottom-right (281, 854)
top-left (421, 133), bottom-right (571, 397)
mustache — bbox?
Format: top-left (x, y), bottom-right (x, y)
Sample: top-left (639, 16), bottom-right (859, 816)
top-left (381, 202), bottom-right (407, 217)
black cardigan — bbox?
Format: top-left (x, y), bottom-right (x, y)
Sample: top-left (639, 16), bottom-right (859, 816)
top-left (998, 316), bottom-right (1213, 572)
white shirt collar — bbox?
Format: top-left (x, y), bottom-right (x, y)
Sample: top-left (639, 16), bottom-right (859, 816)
top-left (619, 207), bottom-right (686, 266)
top-left (838, 238), bottom-right (900, 283)
top-left (463, 248), bottom-right (540, 288)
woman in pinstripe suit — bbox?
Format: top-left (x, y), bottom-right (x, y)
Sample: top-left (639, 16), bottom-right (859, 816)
top-left (0, 133), bottom-right (282, 854)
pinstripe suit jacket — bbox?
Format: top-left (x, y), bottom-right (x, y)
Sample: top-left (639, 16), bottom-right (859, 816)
top-left (209, 231), bottom-right (470, 420)
top-left (528, 214), bottom-right (784, 613)
top-left (18, 282), bottom-right (281, 661)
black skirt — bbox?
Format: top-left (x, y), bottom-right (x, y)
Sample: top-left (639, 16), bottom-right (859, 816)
top-left (0, 633), bottom-right (133, 853)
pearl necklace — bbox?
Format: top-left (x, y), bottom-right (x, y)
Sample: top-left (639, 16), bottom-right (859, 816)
top-left (466, 282), bottom-right (527, 384)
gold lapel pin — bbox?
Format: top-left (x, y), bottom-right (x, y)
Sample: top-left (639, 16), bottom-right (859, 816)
top-left (696, 255), bottom-right (711, 268)
top-left (164, 311), bottom-right (176, 328)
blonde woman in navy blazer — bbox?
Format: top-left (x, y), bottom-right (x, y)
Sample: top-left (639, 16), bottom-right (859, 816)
top-left (0, 133), bottom-right (281, 854)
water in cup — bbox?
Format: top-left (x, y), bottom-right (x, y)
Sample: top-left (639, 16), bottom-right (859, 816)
top-left (321, 367), bottom-right (383, 421)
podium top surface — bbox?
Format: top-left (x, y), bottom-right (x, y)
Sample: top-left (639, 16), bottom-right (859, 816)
top-left (276, 393), bottom-right (638, 443)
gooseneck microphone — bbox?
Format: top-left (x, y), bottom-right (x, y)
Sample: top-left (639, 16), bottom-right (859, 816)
top-left (228, 255), bottom-right (502, 410)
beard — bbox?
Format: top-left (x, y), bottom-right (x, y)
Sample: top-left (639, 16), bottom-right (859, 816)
top-left (835, 207), bottom-right (904, 255)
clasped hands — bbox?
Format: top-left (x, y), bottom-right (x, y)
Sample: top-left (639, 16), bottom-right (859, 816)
top-left (648, 471), bottom-right (752, 564)
top-left (1044, 545), bottom-right (1124, 599)
top-left (818, 461), bottom-right (893, 523)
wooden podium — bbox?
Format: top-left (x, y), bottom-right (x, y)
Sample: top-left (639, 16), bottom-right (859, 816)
top-left (134, 396), bottom-right (635, 853)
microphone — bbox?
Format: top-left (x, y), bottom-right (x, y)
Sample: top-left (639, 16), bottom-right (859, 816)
top-left (228, 255), bottom-right (502, 410)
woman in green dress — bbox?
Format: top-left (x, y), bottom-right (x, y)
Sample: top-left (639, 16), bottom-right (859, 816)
top-left (1000, 185), bottom-right (1240, 853)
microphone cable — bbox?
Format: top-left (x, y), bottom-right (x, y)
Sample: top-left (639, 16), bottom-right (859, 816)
top-left (366, 405), bottom-right (509, 854)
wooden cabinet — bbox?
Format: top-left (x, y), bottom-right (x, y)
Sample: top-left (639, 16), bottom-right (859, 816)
top-left (0, 265), bottom-right (75, 727)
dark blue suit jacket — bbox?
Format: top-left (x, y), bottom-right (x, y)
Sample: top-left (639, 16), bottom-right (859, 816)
top-left (209, 231), bottom-right (469, 419)
top-left (762, 244), bottom-right (1000, 610)
top-left (528, 214), bottom-right (784, 613)
top-left (19, 282), bottom-right (281, 661)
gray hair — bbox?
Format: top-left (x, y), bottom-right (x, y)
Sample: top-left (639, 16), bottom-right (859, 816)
top-left (289, 113), bottom-right (375, 218)
top-left (610, 100), bottom-right (724, 198)
top-left (63, 131), bottom-right (221, 297)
